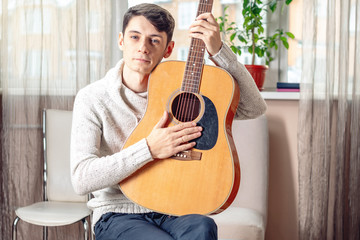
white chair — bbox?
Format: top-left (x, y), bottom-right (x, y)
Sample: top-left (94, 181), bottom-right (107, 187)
top-left (12, 109), bottom-right (92, 240)
top-left (210, 115), bottom-right (269, 240)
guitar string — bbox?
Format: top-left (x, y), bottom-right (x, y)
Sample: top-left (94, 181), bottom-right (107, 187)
top-left (186, 39), bottom-right (202, 122)
top-left (188, 0), bottom-right (212, 122)
top-left (181, 3), bottom-right (208, 122)
top-left (184, 39), bottom-right (204, 121)
top-left (189, 40), bottom-right (200, 121)
top-left (177, 0), bottom-right (212, 122)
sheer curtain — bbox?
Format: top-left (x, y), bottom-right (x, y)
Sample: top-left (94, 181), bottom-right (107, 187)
top-left (298, 0), bottom-right (360, 239)
top-left (0, 0), bottom-right (126, 239)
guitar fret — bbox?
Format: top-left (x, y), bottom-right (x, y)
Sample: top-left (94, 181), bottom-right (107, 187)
top-left (186, 64), bottom-right (202, 70)
top-left (183, 80), bottom-right (202, 86)
top-left (182, 82), bottom-right (200, 86)
top-left (189, 50), bottom-right (205, 55)
top-left (181, 87), bottom-right (199, 93)
top-left (184, 74), bottom-right (202, 80)
top-left (182, 80), bottom-right (201, 88)
top-left (188, 48), bottom-right (206, 54)
top-left (184, 72), bottom-right (202, 77)
top-left (189, 50), bottom-right (205, 54)
top-left (183, 82), bottom-right (200, 86)
top-left (184, 70), bottom-right (202, 76)
top-left (183, 80), bottom-right (201, 86)
top-left (188, 55), bottom-right (204, 58)
top-left (186, 57), bottom-right (203, 63)
top-left (182, 82), bottom-right (199, 87)
top-left (186, 63), bottom-right (202, 71)
top-left (181, 0), bottom-right (213, 93)
top-left (185, 68), bottom-right (201, 71)
top-left (183, 84), bottom-right (200, 90)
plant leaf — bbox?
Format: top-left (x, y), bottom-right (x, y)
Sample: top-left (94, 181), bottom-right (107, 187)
top-left (269, 0), bottom-right (277, 12)
top-left (243, 0), bottom-right (250, 8)
top-left (255, 47), bottom-right (264, 57)
top-left (286, 32), bottom-right (295, 39)
top-left (258, 26), bottom-right (264, 34)
top-left (272, 33), bottom-right (279, 39)
top-left (282, 40), bottom-right (289, 49)
top-left (253, 5), bottom-right (262, 15)
top-left (230, 45), bottom-right (237, 54)
top-left (219, 22), bottom-right (224, 31)
top-left (237, 46), bottom-right (242, 55)
top-left (238, 35), bottom-right (248, 44)
top-left (270, 40), bottom-right (275, 48)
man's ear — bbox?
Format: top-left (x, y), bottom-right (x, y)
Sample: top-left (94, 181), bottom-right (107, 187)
top-left (118, 32), bottom-right (124, 50)
top-left (163, 41), bottom-right (175, 58)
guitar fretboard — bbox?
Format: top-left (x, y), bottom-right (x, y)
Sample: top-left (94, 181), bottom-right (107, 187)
top-left (181, 0), bottom-right (213, 93)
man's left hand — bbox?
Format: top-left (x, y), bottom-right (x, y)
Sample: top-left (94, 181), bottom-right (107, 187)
top-left (189, 12), bottom-right (222, 56)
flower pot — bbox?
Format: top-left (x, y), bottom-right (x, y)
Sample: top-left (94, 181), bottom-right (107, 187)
top-left (245, 65), bottom-right (268, 91)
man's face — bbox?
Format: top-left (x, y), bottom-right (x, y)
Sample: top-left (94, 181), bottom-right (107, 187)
top-left (118, 16), bottom-right (174, 76)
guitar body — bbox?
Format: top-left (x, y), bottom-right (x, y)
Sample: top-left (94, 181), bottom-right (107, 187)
top-left (119, 61), bottom-right (240, 215)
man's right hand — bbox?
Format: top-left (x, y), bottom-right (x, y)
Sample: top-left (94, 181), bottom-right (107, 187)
top-left (146, 111), bottom-right (202, 159)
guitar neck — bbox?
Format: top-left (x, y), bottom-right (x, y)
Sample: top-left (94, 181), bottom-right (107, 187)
top-left (181, 0), bottom-right (214, 93)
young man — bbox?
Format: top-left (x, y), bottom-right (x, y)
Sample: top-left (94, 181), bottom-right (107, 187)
top-left (71, 3), bottom-right (267, 240)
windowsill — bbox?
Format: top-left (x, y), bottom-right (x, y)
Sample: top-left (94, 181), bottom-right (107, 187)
top-left (260, 88), bottom-right (300, 100)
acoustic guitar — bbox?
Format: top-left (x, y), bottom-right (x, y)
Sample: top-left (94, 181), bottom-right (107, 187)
top-left (119, 0), bottom-right (240, 216)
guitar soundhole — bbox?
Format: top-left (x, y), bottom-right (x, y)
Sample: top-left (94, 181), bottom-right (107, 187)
top-left (171, 93), bottom-right (201, 122)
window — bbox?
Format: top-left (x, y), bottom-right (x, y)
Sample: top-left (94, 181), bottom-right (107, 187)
top-left (22, 8), bottom-right (52, 35)
top-left (287, 0), bottom-right (303, 83)
top-left (2, 1), bottom-right (109, 95)
top-left (177, 47), bottom-right (189, 61)
top-left (67, 51), bottom-right (102, 84)
top-left (127, 0), bottom-right (302, 87)
top-left (22, 50), bottom-right (49, 79)
top-left (219, 0), bottom-right (303, 86)
top-left (88, 11), bottom-right (100, 33)
top-left (178, 2), bottom-right (198, 30)
top-left (154, 0), bottom-right (172, 3)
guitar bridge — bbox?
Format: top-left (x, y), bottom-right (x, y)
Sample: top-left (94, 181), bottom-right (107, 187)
top-left (172, 150), bottom-right (202, 161)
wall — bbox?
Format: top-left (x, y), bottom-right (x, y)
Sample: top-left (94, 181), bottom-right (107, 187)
top-left (264, 99), bottom-right (299, 240)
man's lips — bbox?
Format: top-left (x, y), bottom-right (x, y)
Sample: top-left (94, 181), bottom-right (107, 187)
top-left (134, 58), bottom-right (151, 63)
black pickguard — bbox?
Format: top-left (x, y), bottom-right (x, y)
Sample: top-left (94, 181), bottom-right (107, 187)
top-left (191, 95), bottom-right (218, 150)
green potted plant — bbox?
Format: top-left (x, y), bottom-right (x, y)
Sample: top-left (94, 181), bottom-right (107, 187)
top-left (217, 0), bottom-right (295, 90)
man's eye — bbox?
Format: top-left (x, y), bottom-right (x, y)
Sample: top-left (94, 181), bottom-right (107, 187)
top-left (130, 35), bottom-right (138, 40)
top-left (151, 39), bottom-right (160, 44)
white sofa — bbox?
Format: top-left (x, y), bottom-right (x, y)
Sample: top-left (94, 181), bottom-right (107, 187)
top-left (210, 115), bottom-right (269, 240)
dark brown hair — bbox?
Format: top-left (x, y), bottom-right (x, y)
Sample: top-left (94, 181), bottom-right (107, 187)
top-left (122, 3), bottom-right (175, 44)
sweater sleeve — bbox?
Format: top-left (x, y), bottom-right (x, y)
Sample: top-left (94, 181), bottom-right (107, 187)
top-left (209, 43), bottom-right (267, 120)
top-left (70, 89), bottom-right (153, 196)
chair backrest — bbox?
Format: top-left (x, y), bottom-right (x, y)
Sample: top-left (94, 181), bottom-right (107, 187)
top-left (230, 115), bottom-right (269, 216)
top-left (43, 109), bottom-right (87, 202)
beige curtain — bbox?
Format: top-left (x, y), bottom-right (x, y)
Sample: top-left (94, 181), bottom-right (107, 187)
top-left (298, 0), bottom-right (360, 239)
top-left (0, 0), bottom-right (125, 239)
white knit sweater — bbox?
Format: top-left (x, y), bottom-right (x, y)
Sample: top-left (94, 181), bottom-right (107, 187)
top-left (70, 43), bottom-right (267, 227)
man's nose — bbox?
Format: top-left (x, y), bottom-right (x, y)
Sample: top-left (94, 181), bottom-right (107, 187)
top-left (138, 39), bottom-right (150, 54)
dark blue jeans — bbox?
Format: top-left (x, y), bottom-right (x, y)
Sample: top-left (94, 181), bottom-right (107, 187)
top-left (94, 212), bottom-right (218, 240)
